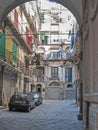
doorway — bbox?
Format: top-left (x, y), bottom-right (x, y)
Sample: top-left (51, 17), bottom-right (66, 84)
top-left (36, 84), bottom-right (42, 93)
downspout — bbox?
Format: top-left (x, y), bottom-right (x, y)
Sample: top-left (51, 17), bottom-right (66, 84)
top-left (0, 65), bottom-right (4, 105)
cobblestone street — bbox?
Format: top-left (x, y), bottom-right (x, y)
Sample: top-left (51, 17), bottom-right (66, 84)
top-left (0, 100), bottom-right (83, 130)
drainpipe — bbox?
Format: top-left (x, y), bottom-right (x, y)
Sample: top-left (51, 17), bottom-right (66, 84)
top-left (75, 85), bottom-right (78, 105)
top-left (0, 65), bottom-right (4, 105)
top-left (77, 81), bottom-right (83, 120)
top-left (77, 27), bottom-right (83, 120)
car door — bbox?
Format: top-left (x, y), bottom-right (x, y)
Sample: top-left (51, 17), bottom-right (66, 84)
top-left (29, 93), bottom-right (35, 108)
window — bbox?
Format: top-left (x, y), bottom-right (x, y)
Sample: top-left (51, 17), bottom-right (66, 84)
top-left (51, 67), bottom-right (58, 78)
top-left (37, 67), bottom-right (44, 82)
top-left (31, 84), bottom-right (33, 92)
top-left (14, 9), bottom-right (18, 28)
top-left (65, 68), bottom-right (72, 82)
top-left (37, 76), bottom-right (44, 82)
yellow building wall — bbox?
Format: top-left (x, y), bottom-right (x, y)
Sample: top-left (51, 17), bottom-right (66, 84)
top-left (18, 48), bottom-right (25, 64)
top-left (6, 35), bottom-right (13, 61)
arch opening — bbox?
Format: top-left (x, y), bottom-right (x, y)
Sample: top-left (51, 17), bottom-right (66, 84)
top-left (0, 0), bottom-right (83, 129)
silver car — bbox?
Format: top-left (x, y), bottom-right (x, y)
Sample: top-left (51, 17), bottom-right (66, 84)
top-left (29, 92), bottom-right (43, 106)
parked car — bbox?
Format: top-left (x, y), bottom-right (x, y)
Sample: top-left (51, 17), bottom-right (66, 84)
top-left (8, 93), bottom-right (35, 112)
top-left (29, 92), bottom-right (43, 106)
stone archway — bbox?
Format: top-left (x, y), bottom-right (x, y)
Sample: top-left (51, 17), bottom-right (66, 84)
top-left (0, 0), bottom-right (82, 27)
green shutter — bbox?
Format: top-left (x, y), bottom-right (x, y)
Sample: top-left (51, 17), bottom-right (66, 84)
top-left (40, 32), bottom-right (45, 40)
top-left (12, 41), bottom-right (17, 62)
top-left (45, 36), bottom-right (48, 44)
top-left (0, 32), bottom-right (6, 59)
top-left (68, 68), bottom-right (72, 82)
top-left (65, 68), bottom-right (72, 82)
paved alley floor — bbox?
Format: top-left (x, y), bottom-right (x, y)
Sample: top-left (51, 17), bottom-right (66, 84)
top-left (0, 100), bottom-right (83, 130)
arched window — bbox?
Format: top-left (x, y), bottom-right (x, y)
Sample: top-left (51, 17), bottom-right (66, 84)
top-left (67, 84), bottom-right (73, 88)
top-left (49, 82), bottom-right (60, 86)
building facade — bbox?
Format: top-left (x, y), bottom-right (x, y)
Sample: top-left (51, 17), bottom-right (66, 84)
top-left (30, 0), bottom-right (80, 100)
top-left (0, 1), bottom-right (40, 106)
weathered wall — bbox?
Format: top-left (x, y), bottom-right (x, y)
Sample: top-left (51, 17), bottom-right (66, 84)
top-left (82, 0), bottom-right (98, 129)
top-left (2, 72), bottom-right (17, 105)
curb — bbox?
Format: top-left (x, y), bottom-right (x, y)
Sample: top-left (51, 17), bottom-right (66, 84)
top-left (0, 106), bottom-right (7, 110)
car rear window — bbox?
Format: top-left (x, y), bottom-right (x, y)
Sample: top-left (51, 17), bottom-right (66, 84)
top-left (34, 94), bottom-right (39, 98)
top-left (14, 94), bottom-right (27, 101)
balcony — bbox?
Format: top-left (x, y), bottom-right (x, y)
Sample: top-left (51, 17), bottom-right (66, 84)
top-left (20, 4), bottom-right (37, 35)
top-left (6, 17), bottom-right (32, 54)
top-left (0, 49), bottom-right (24, 74)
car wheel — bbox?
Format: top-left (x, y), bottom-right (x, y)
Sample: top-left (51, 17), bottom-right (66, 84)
top-left (34, 103), bottom-right (36, 108)
top-left (9, 107), bottom-right (12, 111)
top-left (27, 107), bottom-right (30, 112)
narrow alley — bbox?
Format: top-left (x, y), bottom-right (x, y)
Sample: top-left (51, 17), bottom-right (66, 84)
top-left (0, 100), bottom-right (83, 130)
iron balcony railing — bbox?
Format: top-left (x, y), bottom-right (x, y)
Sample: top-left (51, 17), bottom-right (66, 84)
top-left (0, 49), bottom-right (25, 72)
